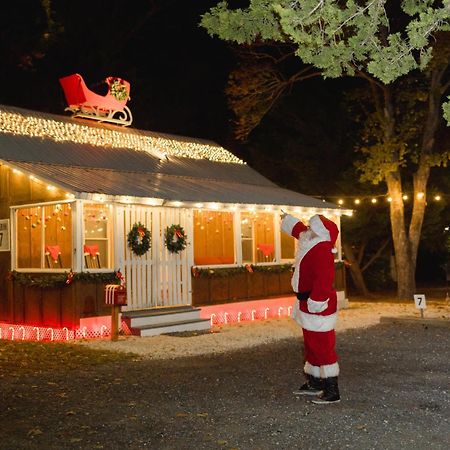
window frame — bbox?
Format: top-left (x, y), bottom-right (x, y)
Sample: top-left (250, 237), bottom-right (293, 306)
top-left (11, 199), bottom-right (75, 273)
top-left (10, 199), bottom-right (115, 273)
top-left (81, 201), bottom-right (114, 271)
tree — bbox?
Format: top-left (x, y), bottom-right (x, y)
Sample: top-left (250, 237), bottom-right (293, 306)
top-left (202, 0), bottom-right (450, 299)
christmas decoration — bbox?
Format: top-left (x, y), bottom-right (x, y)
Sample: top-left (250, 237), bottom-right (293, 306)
top-left (192, 264), bottom-right (294, 279)
top-left (0, 110), bottom-right (243, 163)
top-left (165, 224), bottom-right (187, 254)
top-left (127, 222), bottom-right (151, 256)
top-left (109, 78), bottom-right (129, 101)
top-left (8, 271), bottom-right (121, 288)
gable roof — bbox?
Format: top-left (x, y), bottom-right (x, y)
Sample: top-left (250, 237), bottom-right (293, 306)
top-left (0, 105), bottom-right (345, 212)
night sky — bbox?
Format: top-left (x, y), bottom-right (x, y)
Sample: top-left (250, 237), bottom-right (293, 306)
top-left (0, 1), bottom-right (235, 142)
top-left (0, 1), bottom-right (448, 281)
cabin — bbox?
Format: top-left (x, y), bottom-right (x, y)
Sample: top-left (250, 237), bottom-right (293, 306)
top-left (0, 104), bottom-right (352, 337)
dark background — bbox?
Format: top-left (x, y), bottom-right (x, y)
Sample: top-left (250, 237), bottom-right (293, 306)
top-left (0, 0), bottom-right (448, 287)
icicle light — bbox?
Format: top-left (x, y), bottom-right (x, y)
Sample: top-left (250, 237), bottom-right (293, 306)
top-left (0, 110), bottom-right (244, 164)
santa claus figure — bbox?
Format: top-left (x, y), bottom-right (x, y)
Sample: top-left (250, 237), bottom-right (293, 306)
top-left (281, 212), bottom-right (340, 404)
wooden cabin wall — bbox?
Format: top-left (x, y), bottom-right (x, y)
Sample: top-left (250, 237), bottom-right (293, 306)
top-left (0, 164), bottom-right (68, 319)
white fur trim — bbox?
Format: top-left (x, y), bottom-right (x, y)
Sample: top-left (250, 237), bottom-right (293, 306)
top-left (304, 362), bottom-right (320, 378)
top-left (281, 214), bottom-right (301, 236)
top-left (291, 298), bottom-right (303, 328)
top-left (292, 232), bottom-right (328, 292)
top-left (320, 363), bottom-right (340, 378)
top-left (307, 298), bottom-right (329, 313)
top-left (298, 311), bottom-right (337, 332)
top-left (309, 214), bottom-right (330, 241)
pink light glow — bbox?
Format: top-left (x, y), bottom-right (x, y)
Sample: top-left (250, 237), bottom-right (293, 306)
top-left (200, 296), bottom-right (295, 326)
top-left (0, 315), bottom-right (130, 342)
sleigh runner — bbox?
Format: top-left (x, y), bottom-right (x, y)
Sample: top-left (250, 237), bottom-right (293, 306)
top-left (59, 73), bottom-right (132, 126)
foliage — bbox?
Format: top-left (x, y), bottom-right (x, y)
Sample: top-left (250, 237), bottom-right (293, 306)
top-left (165, 224), bottom-right (187, 254)
top-left (127, 223), bottom-right (151, 256)
top-left (202, 0), bottom-right (450, 298)
top-left (202, 1), bottom-right (450, 82)
top-left (9, 271), bottom-right (121, 288)
top-left (194, 264), bottom-right (293, 278)
top-left (109, 78), bottom-right (128, 101)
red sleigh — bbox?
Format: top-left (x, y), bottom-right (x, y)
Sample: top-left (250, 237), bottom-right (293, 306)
top-left (59, 73), bottom-right (133, 126)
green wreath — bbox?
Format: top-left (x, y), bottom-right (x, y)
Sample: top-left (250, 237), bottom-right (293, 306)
top-left (127, 222), bottom-right (151, 256)
top-left (165, 224), bottom-right (187, 254)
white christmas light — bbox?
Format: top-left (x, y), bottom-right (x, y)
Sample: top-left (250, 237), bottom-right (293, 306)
top-left (0, 110), bottom-right (244, 164)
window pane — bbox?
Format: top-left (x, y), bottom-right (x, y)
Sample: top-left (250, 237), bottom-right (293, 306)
top-left (44, 203), bottom-right (72, 268)
top-left (83, 203), bottom-right (112, 269)
top-left (241, 212), bottom-right (275, 263)
top-left (17, 207), bottom-right (42, 268)
top-left (194, 210), bottom-right (234, 265)
top-left (281, 230), bottom-right (295, 259)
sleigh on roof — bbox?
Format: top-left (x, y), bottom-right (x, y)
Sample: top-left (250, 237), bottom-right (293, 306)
top-left (59, 73), bottom-right (133, 126)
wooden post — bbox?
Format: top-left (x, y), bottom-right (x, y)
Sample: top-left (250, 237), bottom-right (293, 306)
top-left (111, 305), bottom-right (120, 341)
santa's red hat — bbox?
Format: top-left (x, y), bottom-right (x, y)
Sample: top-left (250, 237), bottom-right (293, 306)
top-left (309, 214), bottom-right (339, 249)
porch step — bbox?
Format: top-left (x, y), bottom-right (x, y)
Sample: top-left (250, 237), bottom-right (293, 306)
top-left (122, 306), bottom-right (210, 337)
top-left (134, 318), bottom-right (211, 337)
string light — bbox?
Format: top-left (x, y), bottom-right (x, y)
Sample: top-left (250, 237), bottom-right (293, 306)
top-left (0, 110), bottom-right (244, 164)
top-left (322, 192), bottom-right (448, 206)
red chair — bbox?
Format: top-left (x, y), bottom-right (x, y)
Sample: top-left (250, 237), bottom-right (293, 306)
top-left (84, 244), bottom-right (101, 268)
top-left (45, 245), bottom-right (63, 268)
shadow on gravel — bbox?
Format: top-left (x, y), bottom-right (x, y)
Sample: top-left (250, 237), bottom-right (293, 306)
top-left (0, 321), bottom-right (449, 450)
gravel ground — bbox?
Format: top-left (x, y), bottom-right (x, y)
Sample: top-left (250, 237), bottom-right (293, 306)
top-left (1, 299), bottom-right (449, 450)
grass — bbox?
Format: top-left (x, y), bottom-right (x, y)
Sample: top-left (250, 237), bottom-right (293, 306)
top-left (0, 340), bottom-right (133, 377)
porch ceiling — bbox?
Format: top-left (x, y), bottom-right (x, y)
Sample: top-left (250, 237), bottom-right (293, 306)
top-left (7, 161), bottom-right (340, 210)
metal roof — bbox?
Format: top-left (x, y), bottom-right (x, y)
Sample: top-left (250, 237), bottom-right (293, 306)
top-left (0, 105), bottom-right (342, 210)
top-left (9, 162), bottom-right (340, 209)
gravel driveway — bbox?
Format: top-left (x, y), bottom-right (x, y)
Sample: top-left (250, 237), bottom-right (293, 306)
top-left (1, 318), bottom-right (449, 449)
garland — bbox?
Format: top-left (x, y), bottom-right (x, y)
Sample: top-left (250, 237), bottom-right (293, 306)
top-left (165, 224), bottom-right (187, 254)
top-left (192, 264), bottom-right (293, 279)
top-left (192, 261), bottom-right (345, 278)
top-left (109, 78), bottom-right (128, 101)
top-left (127, 222), bottom-right (151, 256)
top-left (8, 271), bottom-right (122, 288)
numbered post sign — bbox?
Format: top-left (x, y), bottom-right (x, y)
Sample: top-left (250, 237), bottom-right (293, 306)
top-left (414, 294), bottom-right (427, 310)
top-left (0, 219), bottom-right (10, 252)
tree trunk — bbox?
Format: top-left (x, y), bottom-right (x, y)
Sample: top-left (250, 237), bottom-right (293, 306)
top-left (386, 173), bottom-right (415, 299)
top-left (342, 243), bottom-right (370, 297)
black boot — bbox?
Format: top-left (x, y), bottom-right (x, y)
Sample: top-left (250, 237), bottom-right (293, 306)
top-left (311, 377), bottom-right (340, 404)
top-left (293, 374), bottom-right (324, 396)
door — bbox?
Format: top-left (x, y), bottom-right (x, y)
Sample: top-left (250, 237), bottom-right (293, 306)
top-left (116, 205), bottom-right (193, 310)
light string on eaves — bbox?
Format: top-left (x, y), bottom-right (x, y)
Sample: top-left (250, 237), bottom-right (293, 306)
top-left (0, 110), bottom-right (244, 164)
top-left (321, 192), bottom-right (448, 206)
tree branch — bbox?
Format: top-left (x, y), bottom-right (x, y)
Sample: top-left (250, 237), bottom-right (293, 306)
top-left (361, 239), bottom-right (390, 272)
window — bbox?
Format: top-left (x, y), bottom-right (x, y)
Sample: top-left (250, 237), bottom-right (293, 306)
top-left (83, 203), bottom-right (112, 269)
top-left (241, 212), bottom-right (275, 263)
top-left (16, 203), bottom-right (73, 269)
top-left (193, 210), bottom-right (234, 265)
top-left (280, 229), bottom-right (295, 260)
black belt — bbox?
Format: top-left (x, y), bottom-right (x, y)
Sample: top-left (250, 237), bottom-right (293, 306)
top-left (296, 291), bottom-right (311, 301)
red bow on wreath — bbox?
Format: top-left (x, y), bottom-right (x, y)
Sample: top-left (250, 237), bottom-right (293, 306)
top-left (175, 228), bottom-right (183, 239)
top-left (137, 227), bottom-right (145, 238)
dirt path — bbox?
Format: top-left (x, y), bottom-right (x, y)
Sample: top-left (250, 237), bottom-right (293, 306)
top-left (0, 298), bottom-right (449, 449)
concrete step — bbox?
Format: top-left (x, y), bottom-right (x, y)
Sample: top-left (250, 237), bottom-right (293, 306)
top-left (123, 306), bottom-right (201, 328)
top-left (134, 318), bottom-right (211, 337)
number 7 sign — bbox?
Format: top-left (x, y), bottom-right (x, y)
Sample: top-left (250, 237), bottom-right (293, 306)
top-left (414, 294), bottom-right (426, 310)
